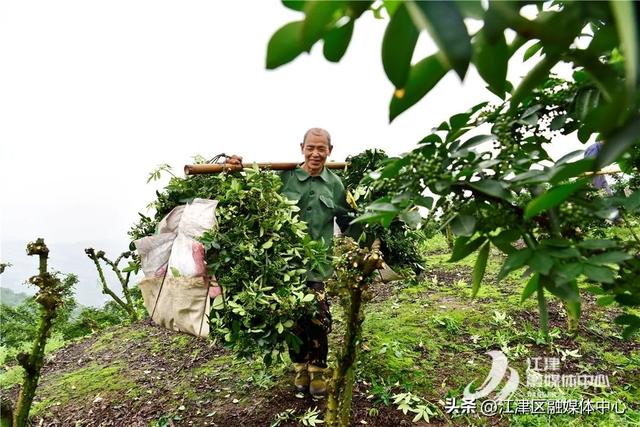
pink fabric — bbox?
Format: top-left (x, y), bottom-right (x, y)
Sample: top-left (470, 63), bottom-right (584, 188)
top-left (192, 241), bottom-right (207, 277)
top-left (208, 285), bottom-right (222, 298)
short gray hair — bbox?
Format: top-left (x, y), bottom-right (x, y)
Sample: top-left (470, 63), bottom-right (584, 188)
top-left (302, 128), bottom-right (332, 147)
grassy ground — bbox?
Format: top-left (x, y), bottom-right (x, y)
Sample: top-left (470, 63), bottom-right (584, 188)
top-left (1, 233), bottom-right (638, 426)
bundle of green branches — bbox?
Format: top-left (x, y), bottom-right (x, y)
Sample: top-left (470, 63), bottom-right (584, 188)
top-left (130, 167), bottom-right (325, 364)
top-left (338, 149), bottom-right (426, 274)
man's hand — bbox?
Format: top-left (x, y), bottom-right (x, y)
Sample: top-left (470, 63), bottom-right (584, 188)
top-left (226, 155), bottom-right (243, 166)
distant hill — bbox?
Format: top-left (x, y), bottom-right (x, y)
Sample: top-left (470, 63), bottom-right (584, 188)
top-left (0, 287), bottom-right (30, 307)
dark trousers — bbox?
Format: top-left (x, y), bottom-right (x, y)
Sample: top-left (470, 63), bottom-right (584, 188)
top-left (288, 281), bottom-right (332, 368)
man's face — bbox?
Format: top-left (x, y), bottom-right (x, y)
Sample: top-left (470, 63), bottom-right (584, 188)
top-left (301, 132), bottom-right (332, 170)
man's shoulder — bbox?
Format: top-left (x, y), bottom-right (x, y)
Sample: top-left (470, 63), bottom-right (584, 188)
top-left (278, 169), bottom-right (294, 184)
top-left (324, 167), bottom-right (345, 189)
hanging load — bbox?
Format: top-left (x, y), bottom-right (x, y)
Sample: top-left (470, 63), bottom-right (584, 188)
top-left (130, 168), bottom-right (323, 363)
top-left (135, 198), bottom-right (218, 339)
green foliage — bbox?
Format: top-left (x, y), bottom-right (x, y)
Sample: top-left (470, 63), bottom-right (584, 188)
top-left (338, 149), bottom-right (426, 273)
top-left (0, 274), bottom-right (78, 349)
top-left (132, 167), bottom-right (325, 363)
top-left (61, 303), bottom-right (126, 340)
top-left (268, 0), bottom-right (640, 339)
top-left (391, 391), bottom-right (437, 423)
top-left (0, 301), bottom-right (39, 349)
top-left (365, 78), bottom-right (639, 338)
top-left (200, 169), bottom-right (325, 363)
top-left (0, 272), bottom-right (133, 373)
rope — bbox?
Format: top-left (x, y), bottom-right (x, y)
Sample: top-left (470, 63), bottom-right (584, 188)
top-left (150, 259), bottom-right (170, 320)
top-left (197, 274), bottom-right (212, 338)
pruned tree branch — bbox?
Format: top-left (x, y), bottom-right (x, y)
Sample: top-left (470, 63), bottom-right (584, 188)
top-left (84, 248), bottom-right (138, 321)
top-left (13, 238), bottom-right (69, 427)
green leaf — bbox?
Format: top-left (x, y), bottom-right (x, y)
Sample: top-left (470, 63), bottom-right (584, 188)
top-left (449, 236), bottom-right (487, 262)
top-left (212, 295), bottom-right (225, 310)
top-left (406, 0), bottom-right (471, 79)
top-left (575, 88), bottom-right (599, 122)
top-left (455, 0), bottom-right (484, 19)
top-left (473, 29), bottom-right (508, 96)
top-left (449, 113), bottom-right (470, 131)
top-left (468, 180), bottom-right (510, 200)
top-left (550, 114), bottom-right (567, 131)
top-left (490, 229), bottom-right (519, 254)
top-left (282, 0), bottom-right (306, 12)
top-left (546, 247), bottom-right (581, 259)
top-left (521, 273), bottom-right (539, 303)
top-left (523, 41), bottom-right (542, 61)
top-left (524, 180), bottom-right (586, 219)
top-left (596, 115), bottom-right (640, 169)
top-left (389, 54), bottom-right (448, 121)
top-left (596, 295), bottom-right (616, 307)
top-left (351, 210), bottom-right (397, 228)
top-left (529, 251), bottom-right (554, 275)
top-left (415, 195), bottom-right (434, 209)
top-left (323, 20), bottom-right (354, 62)
top-left (472, 242), bottom-right (490, 297)
top-left (549, 159), bottom-right (595, 184)
top-left (583, 265), bottom-right (615, 283)
top-left (588, 23), bottom-right (619, 54)
top-left (399, 210), bottom-right (422, 228)
top-left (577, 239), bottom-right (620, 250)
top-left (545, 279), bottom-right (580, 303)
top-left (383, 0), bottom-right (401, 17)
top-left (497, 248), bottom-right (532, 280)
top-left (262, 239), bottom-right (274, 249)
top-left (302, 293), bottom-right (315, 302)
top-left (367, 201), bottom-right (400, 212)
top-left (615, 314), bottom-right (640, 339)
top-left (458, 134), bottom-right (495, 151)
top-left (347, 0), bottom-right (373, 19)
top-left (450, 214), bottom-right (476, 237)
top-left (266, 21), bottom-right (305, 69)
top-left (610, 0), bottom-right (639, 93)
top-left (620, 190), bottom-right (640, 210)
top-left (382, 4), bottom-right (419, 88)
top-left (587, 251), bottom-right (632, 265)
top-left (302, 1), bottom-right (343, 50)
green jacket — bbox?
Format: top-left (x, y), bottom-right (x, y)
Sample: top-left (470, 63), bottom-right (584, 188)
top-left (280, 166), bottom-right (351, 281)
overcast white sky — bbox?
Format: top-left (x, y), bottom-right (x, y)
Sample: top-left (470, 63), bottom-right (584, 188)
top-left (0, 1), bottom-right (585, 302)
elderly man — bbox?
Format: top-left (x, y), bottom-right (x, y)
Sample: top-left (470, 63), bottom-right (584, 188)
top-left (228, 127), bottom-right (350, 397)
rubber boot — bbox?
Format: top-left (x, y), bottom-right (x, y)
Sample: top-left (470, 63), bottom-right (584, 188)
top-left (308, 364), bottom-right (327, 398)
top-left (293, 363), bottom-right (309, 392)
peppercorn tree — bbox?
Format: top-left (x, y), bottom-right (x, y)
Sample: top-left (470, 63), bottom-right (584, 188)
top-left (337, 149), bottom-right (427, 274)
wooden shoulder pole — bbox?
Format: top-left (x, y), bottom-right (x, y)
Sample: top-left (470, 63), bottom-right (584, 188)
top-left (184, 162), bottom-right (349, 175)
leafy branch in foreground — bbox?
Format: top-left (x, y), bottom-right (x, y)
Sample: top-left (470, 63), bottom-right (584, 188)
top-left (268, 1), bottom-right (640, 339)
